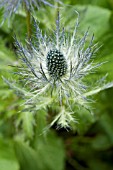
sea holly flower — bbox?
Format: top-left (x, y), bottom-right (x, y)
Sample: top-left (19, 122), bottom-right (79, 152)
top-left (0, 0), bottom-right (60, 24)
top-left (4, 12), bottom-right (113, 129)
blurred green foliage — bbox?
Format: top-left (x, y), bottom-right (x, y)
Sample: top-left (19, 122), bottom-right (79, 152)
top-left (0, 0), bottom-right (113, 170)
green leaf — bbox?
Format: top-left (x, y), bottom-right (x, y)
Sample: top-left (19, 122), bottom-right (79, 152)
top-left (0, 137), bottom-right (19, 170)
top-left (99, 113), bottom-right (113, 143)
top-left (34, 131), bottom-right (65, 170)
top-left (91, 134), bottom-right (113, 150)
top-left (14, 141), bottom-right (43, 170)
top-left (74, 5), bottom-right (111, 40)
top-left (14, 131), bottom-right (65, 170)
top-left (17, 111), bottom-right (35, 139)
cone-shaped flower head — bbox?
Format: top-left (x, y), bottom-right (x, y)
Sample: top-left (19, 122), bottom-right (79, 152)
top-left (5, 12), bottom-right (113, 129)
top-left (46, 49), bottom-right (67, 79)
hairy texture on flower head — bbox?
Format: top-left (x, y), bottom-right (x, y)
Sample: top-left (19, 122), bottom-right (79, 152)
top-left (5, 12), bottom-right (113, 129)
top-left (0, 0), bottom-right (60, 24)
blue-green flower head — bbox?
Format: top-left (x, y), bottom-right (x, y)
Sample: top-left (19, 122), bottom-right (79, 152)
top-left (0, 0), bottom-right (60, 24)
top-left (5, 12), bottom-right (113, 129)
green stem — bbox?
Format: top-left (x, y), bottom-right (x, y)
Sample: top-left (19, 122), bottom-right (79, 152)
top-left (24, 3), bottom-right (32, 40)
top-left (26, 9), bottom-right (32, 40)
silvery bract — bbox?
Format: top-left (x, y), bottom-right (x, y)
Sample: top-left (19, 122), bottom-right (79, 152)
top-left (4, 12), bottom-right (113, 129)
top-left (0, 0), bottom-right (60, 23)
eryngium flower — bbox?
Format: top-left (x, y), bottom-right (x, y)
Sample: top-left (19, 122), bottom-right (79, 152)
top-left (5, 13), bottom-right (113, 129)
top-left (0, 0), bottom-right (60, 23)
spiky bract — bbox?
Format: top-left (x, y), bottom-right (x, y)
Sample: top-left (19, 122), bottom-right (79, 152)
top-left (0, 0), bottom-right (60, 23)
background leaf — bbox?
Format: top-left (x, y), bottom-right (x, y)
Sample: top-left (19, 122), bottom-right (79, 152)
top-left (0, 137), bottom-right (19, 170)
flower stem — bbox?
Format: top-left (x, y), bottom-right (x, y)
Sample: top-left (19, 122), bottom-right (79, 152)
top-left (26, 10), bottom-right (32, 40)
top-left (24, 3), bottom-right (32, 41)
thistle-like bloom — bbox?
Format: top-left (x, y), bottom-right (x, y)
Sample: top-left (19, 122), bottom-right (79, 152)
top-left (0, 0), bottom-right (60, 23)
top-left (5, 13), bottom-right (113, 129)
